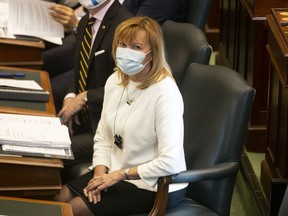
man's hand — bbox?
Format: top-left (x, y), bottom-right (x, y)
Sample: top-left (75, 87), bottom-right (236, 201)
top-left (58, 92), bottom-right (86, 124)
top-left (49, 4), bottom-right (79, 32)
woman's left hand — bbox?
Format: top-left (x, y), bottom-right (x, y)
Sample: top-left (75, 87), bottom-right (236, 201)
top-left (83, 171), bottom-right (125, 203)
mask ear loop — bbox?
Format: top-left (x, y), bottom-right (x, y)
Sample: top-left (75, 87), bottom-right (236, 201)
top-left (143, 50), bottom-right (152, 65)
top-left (142, 59), bottom-right (152, 68)
top-left (145, 50), bottom-right (152, 55)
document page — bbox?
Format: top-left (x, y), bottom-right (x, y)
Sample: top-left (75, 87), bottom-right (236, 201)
top-left (0, 113), bottom-right (70, 147)
top-left (0, 113), bottom-right (73, 159)
top-left (0, 113), bottom-right (61, 125)
top-left (0, 0), bottom-right (15, 39)
top-left (0, 0), bottom-right (8, 28)
top-left (8, 0), bottom-right (64, 38)
top-left (0, 79), bottom-right (43, 90)
top-left (2, 145), bottom-right (73, 159)
top-left (0, 122), bottom-right (71, 147)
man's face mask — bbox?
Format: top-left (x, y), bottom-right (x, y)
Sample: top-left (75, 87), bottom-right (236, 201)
top-left (78, 0), bottom-right (108, 10)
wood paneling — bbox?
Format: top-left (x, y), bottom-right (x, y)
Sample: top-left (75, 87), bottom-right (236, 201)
top-left (262, 8), bottom-right (288, 202)
top-left (205, 0), bottom-right (220, 50)
top-left (218, 0), bottom-right (271, 152)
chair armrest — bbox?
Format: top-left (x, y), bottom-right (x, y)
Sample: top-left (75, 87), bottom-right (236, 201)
top-left (148, 176), bottom-right (172, 216)
top-left (171, 161), bottom-right (239, 183)
top-left (148, 162), bottom-right (239, 216)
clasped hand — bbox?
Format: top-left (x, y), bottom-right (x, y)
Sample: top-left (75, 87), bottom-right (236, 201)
top-left (57, 93), bottom-right (86, 134)
top-left (83, 171), bottom-right (125, 204)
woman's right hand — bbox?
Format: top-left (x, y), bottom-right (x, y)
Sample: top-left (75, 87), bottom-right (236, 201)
top-left (83, 172), bottom-right (123, 204)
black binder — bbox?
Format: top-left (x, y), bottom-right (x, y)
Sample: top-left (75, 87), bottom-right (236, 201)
top-left (0, 69), bottom-right (50, 102)
top-left (0, 86), bottom-right (50, 102)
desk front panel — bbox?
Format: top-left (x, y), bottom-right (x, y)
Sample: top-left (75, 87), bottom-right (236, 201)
top-left (0, 156), bottom-right (63, 198)
top-left (0, 38), bottom-right (44, 70)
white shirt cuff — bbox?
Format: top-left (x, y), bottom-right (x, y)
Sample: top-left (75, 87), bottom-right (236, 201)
top-left (64, 93), bottom-right (76, 101)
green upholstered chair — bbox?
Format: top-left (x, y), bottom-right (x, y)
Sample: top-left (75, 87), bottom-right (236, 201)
top-left (278, 184), bottom-right (288, 216)
top-left (186, 0), bottom-right (213, 30)
top-left (130, 63), bottom-right (255, 216)
top-left (162, 20), bottom-right (212, 86)
top-left (64, 62), bottom-right (255, 216)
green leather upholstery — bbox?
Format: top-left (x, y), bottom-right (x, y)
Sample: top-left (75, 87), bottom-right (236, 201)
top-left (186, 0), bottom-right (213, 30)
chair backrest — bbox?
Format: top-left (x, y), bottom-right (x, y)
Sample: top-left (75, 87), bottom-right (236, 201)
top-left (162, 21), bottom-right (212, 86)
top-left (278, 184), bottom-right (288, 216)
top-left (180, 63), bottom-right (255, 215)
top-left (186, 0), bottom-right (213, 30)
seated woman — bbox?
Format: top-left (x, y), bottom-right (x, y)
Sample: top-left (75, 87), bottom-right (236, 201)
top-left (55, 16), bottom-right (187, 216)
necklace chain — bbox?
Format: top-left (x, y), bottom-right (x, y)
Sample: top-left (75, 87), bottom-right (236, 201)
top-left (126, 84), bottom-right (138, 105)
top-left (113, 85), bottom-right (141, 149)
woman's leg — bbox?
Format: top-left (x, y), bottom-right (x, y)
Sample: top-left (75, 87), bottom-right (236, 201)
top-left (69, 196), bottom-right (94, 216)
top-left (55, 185), bottom-right (75, 202)
top-left (55, 185), bottom-right (94, 216)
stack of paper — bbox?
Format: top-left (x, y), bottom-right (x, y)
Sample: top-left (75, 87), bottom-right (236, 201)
top-left (0, 122), bottom-right (70, 147)
top-left (2, 0), bottom-right (64, 45)
top-left (0, 113), bottom-right (73, 159)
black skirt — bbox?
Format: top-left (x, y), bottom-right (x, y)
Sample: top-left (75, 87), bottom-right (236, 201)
top-left (67, 171), bottom-right (156, 216)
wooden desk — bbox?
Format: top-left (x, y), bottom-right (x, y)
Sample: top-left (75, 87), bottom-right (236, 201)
top-left (0, 196), bottom-right (72, 216)
top-left (0, 157), bottom-right (63, 198)
top-left (0, 66), bottom-right (63, 199)
top-left (0, 38), bottom-right (45, 70)
top-left (261, 8), bottom-right (288, 203)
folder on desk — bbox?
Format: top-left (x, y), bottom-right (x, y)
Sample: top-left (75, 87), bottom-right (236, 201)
top-left (0, 86), bottom-right (50, 102)
top-left (0, 113), bottom-right (74, 160)
top-left (0, 78), bottom-right (50, 102)
top-left (0, 145), bottom-right (74, 160)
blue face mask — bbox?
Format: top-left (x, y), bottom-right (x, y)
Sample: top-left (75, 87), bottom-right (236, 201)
top-left (78, 0), bottom-right (107, 10)
top-left (116, 47), bottom-right (152, 75)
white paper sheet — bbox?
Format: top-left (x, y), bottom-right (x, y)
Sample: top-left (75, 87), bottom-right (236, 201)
top-left (0, 113), bottom-right (71, 148)
top-left (0, 113), bottom-right (61, 125)
top-left (0, 0), bottom-right (9, 28)
top-left (2, 145), bottom-right (72, 157)
top-left (8, 0), bottom-right (64, 38)
top-left (0, 122), bottom-right (71, 147)
top-left (0, 79), bottom-right (43, 90)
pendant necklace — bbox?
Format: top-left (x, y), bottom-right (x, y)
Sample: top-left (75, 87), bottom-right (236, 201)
top-left (113, 84), bottom-right (141, 149)
top-left (126, 83), bottom-right (137, 105)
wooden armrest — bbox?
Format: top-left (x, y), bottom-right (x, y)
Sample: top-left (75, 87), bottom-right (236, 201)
top-left (148, 176), bottom-right (172, 216)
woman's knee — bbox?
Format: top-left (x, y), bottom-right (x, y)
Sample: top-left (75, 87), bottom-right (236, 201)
top-left (54, 185), bottom-right (74, 202)
top-left (69, 196), bottom-right (94, 216)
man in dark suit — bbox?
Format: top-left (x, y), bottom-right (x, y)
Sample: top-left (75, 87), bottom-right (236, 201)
top-left (54, 0), bottom-right (132, 171)
top-left (122, 0), bottom-right (188, 25)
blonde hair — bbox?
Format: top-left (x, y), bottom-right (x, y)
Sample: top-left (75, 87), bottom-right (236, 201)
top-left (112, 16), bottom-right (173, 89)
